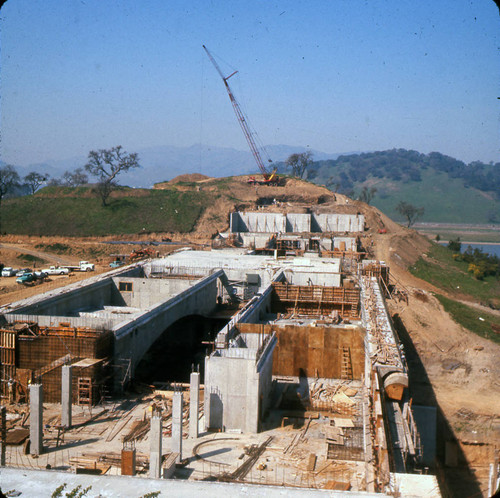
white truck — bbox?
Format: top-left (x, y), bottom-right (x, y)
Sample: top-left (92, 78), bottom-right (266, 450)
top-left (61, 261), bottom-right (95, 272)
top-left (42, 266), bottom-right (70, 275)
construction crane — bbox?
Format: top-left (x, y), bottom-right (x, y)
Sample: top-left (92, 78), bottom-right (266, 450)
top-left (203, 45), bottom-right (280, 186)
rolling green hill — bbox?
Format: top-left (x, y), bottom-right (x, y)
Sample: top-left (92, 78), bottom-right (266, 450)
top-left (301, 149), bottom-right (500, 224)
top-left (1, 186), bottom-right (212, 236)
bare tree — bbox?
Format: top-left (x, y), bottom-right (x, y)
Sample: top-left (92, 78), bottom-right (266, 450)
top-left (85, 146), bottom-right (140, 206)
top-left (285, 151), bottom-right (313, 179)
top-left (396, 201), bottom-right (424, 227)
top-left (358, 186), bottom-right (377, 205)
top-left (24, 172), bottom-right (49, 194)
top-left (62, 168), bottom-right (88, 187)
top-left (0, 165), bottom-right (20, 232)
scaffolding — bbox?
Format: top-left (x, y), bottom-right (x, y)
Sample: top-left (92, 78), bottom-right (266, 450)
top-left (0, 322), bottom-right (112, 404)
top-left (271, 283), bottom-right (360, 319)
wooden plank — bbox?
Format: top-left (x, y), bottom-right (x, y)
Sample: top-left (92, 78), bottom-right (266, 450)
top-left (307, 453), bottom-right (317, 471)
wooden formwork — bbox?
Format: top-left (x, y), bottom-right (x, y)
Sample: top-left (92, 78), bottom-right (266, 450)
top-left (0, 322), bottom-right (113, 403)
top-left (271, 283), bottom-right (360, 319)
top-left (237, 323), bottom-right (365, 380)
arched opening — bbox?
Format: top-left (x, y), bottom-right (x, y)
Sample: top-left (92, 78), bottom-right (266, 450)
top-left (134, 314), bottom-right (229, 384)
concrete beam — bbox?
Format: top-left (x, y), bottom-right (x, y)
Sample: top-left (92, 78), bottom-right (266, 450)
top-left (149, 414), bottom-right (162, 479)
top-left (172, 390), bottom-right (183, 462)
top-left (61, 365), bottom-right (72, 428)
top-left (189, 372), bottom-right (200, 439)
top-left (30, 383), bottom-right (43, 456)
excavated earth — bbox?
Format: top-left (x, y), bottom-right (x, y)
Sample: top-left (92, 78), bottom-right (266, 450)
top-left (1, 175), bottom-right (499, 495)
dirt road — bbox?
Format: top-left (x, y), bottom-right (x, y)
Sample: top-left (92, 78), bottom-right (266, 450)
top-left (0, 243), bottom-right (76, 266)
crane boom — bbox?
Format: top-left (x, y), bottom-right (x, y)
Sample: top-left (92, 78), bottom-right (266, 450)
top-left (203, 45), bottom-right (277, 184)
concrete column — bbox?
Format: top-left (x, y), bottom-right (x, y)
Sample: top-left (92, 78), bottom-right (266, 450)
top-left (61, 365), bottom-right (72, 428)
top-left (1, 405), bottom-right (6, 466)
top-left (30, 383), bottom-right (43, 456)
top-left (172, 390), bottom-right (183, 462)
top-left (149, 413), bottom-right (162, 479)
top-left (189, 372), bottom-right (200, 439)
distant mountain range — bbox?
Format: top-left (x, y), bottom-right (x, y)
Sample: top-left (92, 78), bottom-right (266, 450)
top-left (5, 144), bottom-right (348, 188)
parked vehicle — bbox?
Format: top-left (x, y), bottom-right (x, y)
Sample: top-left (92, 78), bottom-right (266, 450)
top-left (2, 267), bottom-right (17, 277)
top-left (110, 260), bottom-right (125, 268)
top-left (61, 261), bottom-right (95, 272)
top-left (16, 273), bottom-right (35, 284)
top-left (34, 270), bottom-right (48, 279)
top-left (41, 266), bottom-right (70, 275)
top-left (16, 268), bottom-right (32, 277)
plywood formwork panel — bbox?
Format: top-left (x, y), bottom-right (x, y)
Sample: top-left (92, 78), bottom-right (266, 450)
top-left (237, 323), bottom-right (364, 380)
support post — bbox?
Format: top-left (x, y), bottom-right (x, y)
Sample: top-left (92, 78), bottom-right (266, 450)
top-left (149, 412), bottom-right (162, 479)
top-left (61, 365), bottom-right (72, 428)
top-left (189, 372), bottom-right (200, 439)
top-left (30, 383), bottom-right (43, 456)
top-left (0, 405), bottom-right (6, 466)
top-left (172, 389), bottom-right (183, 462)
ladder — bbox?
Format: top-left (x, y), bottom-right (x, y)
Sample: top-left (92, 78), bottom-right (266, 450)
top-left (340, 347), bottom-right (353, 380)
top-left (77, 377), bottom-right (92, 406)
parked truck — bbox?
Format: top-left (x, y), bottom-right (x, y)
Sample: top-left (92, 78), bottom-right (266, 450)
top-left (42, 266), bottom-right (70, 275)
top-left (61, 261), bottom-right (95, 272)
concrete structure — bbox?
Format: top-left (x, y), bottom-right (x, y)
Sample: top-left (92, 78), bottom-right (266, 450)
top-left (29, 383), bottom-right (43, 456)
top-left (61, 365), bottom-right (72, 428)
top-left (0, 232), bottom-right (440, 494)
top-left (149, 413), bottom-right (162, 479)
top-left (229, 212), bottom-right (365, 234)
top-left (1, 265), bottom-right (222, 392)
top-left (227, 212), bottom-right (364, 252)
top-left (205, 331), bottom-right (277, 433)
top-left (189, 371), bottom-right (200, 439)
top-left (172, 390), bottom-right (183, 462)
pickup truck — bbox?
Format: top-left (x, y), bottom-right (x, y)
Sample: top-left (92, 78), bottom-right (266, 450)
top-left (16, 273), bottom-right (35, 284)
top-left (61, 261), bottom-right (95, 272)
top-left (42, 266), bottom-right (70, 275)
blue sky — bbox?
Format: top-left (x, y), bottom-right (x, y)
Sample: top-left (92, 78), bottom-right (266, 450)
top-left (1, 0), bottom-right (499, 166)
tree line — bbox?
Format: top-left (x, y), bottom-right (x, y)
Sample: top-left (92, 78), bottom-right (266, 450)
top-left (1, 146), bottom-right (140, 202)
top-left (0, 146), bottom-right (140, 232)
top-left (303, 149), bottom-right (500, 199)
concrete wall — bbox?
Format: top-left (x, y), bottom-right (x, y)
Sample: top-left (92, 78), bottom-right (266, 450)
top-left (313, 213), bottom-right (365, 233)
top-left (232, 213), bottom-right (286, 233)
top-left (111, 277), bottom-right (195, 308)
top-left (283, 270), bottom-right (341, 286)
top-left (229, 212), bottom-right (365, 234)
top-left (333, 237), bottom-right (357, 251)
top-left (286, 213), bottom-right (311, 233)
top-left (113, 271), bottom-right (221, 381)
top-left (7, 267), bottom-right (144, 317)
top-left (205, 333), bottom-right (276, 433)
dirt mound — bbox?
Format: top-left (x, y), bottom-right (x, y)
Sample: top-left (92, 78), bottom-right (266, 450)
top-left (168, 173), bottom-right (211, 184)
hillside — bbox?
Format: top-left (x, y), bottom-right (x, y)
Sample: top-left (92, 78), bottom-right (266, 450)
top-left (296, 149), bottom-right (500, 224)
top-left (2, 175), bottom-right (343, 238)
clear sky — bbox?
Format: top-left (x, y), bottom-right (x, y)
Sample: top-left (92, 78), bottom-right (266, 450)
top-left (1, 0), bottom-right (499, 166)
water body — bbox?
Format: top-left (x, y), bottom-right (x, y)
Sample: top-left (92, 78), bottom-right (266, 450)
top-left (440, 242), bottom-right (500, 258)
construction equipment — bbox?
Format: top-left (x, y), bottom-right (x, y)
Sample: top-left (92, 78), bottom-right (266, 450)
top-left (203, 45), bottom-right (280, 186)
top-left (129, 247), bottom-right (156, 261)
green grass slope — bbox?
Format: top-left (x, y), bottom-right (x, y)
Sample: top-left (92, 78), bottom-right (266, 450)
top-left (410, 241), bottom-right (500, 343)
top-left (369, 169), bottom-right (497, 224)
top-left (2, 187), bottom-right (212, 236)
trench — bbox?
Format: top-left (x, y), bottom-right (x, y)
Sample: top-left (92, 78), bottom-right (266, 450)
top-left (134, 315), bottom-right (229, 384)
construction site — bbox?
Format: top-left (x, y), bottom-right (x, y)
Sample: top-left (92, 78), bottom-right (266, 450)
top-left (0, 209), bottom-right (449, 497)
